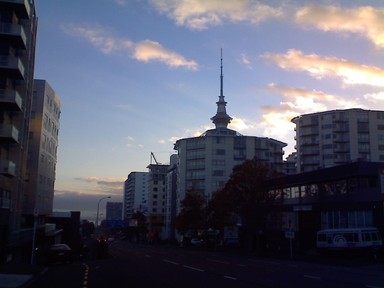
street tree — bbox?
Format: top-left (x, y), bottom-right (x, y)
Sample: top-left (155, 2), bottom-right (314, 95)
top-left (208, 157), bottom-right (279, 250)
top-left (175, 190), bottom-right (206, 235)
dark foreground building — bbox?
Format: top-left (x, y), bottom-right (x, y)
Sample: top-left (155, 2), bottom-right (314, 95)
top-left (262, 161), bottom-right (384, 255)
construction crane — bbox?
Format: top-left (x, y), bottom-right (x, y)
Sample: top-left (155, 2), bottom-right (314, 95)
top-left (150, 152), bottom-right (161, 165)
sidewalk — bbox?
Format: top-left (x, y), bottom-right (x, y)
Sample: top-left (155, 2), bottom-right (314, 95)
top-left (0, 263), bottom-right (47, 288)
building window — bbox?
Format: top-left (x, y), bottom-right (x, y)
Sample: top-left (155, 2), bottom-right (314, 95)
top-left (216, 149), bottom-right (226, 155)
top-left (213, 170), bottom-right (224, 176)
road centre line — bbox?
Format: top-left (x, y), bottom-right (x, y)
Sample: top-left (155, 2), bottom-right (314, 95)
top-left (183, 265), bottom-right (204, 272)
top-left (163, 259), bottom-right (179, 265)
top-left (303, 275), bottom-right (321, 280)
top-left (224, 275), bottom-right (237, 280)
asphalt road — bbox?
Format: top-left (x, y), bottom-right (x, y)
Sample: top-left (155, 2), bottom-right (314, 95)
top-left (28, 240), bottom-right (384, 288)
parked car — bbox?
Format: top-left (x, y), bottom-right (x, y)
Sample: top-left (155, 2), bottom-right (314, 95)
top-left (190, 238), bottom-right (204, 246)
top-left (47, 244), bottom-right (73, 264)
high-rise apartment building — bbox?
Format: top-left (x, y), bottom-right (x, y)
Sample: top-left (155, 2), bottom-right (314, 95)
top-left (174, 57), bottom-right (286, 214)
top-left (0, 0), bottom-right (37, 263)
top-left (24, 80), bottom-right (61, 218)
top-left (123, 171), bottom-right (148, 220)
top-left (147, 161), bottom-right (168, 238)
top-left (164, 154), bottom-right (177, 240)
top-left (292, 108), bottom-right (384, 173)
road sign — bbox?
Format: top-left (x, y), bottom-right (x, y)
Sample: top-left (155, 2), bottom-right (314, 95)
top-left (285, 231), bottom-right (295, 239)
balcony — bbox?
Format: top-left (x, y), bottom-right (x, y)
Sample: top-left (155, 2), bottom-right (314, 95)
top-left (0, 0), bottom-right (31, 19)
top-left (0, 124), bottom-right (19, 143)
top-left (0, 89), bottom-right (23, 110)
top-left (0, 55), bottom-right (25, 79)
top-left (0, 160), bottom-right (16, 177)
top-left (0, 22), bottom-right (27, 48)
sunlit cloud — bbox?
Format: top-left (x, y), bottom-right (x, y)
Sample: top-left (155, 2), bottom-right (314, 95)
top-left (262, 49), bottom-right (384, 87)
top-left (266, 83), bottom-right (362, 113)
top-left (229, 117), bottom-right (248, 131)
top-left (240, 53), bottom-right (252, 69)
top-left (61, 24), bottom-right (133, 54)
top-left (364, 92), bottom-right (384, 106)
top-left (76, 177), bottom-right (125, 186)
top-left (133, 40), bottom-right (198, 70)
top-left (61, 24), bottom-right (198, 70)
top-left (295, 5), bottom-right (384, 49)
top-left (150, 0), bottom-right (282, 30)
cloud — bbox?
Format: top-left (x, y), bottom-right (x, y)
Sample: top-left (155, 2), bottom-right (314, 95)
top-left (150, 0), bottom-right (282, 30)
top-left (266, 83), bottom-right (362, 113)
top-left (53, 190), bottom-right (123, 222)
top-left (115, 0), bottom-right (128, 6)
top-left (295, 5), bottom-right (384, 49)
top-left (364, 91), bottom-right (384, 104)
top-left (61, 24), bottom-right (198, 70)
top-left (133, 40), bottom-right (198, 70)
top-left (74, 177), bottom-right (124, 195)
top-left (240, 53), bottom-right (252, 69)
top-left (61, 24), bottom-right (133, 54)
top-left (262, 49), bottom-right (384, 87)
top-left (229, 117), bottom-right (248, 130)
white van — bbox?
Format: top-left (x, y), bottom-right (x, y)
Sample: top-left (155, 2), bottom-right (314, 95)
top-left (316, 227), bottom-right (383, 251)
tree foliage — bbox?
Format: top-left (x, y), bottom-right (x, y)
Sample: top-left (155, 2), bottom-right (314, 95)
top-left (208, 157), bottom-right (278, 230)
top-left (175, 190), bottom-right (206, 234)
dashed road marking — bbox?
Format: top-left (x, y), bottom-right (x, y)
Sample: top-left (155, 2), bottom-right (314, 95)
top-left (163, 259), bottom-right (179, 265)
top-left (303, 274), bottom-right (321, 280)
top-left (224, 275), bottom-right (237, 280)
top-left (183, 265), bottom-right (204, 272)
top-left (83, 263), bottom-right (89, 288)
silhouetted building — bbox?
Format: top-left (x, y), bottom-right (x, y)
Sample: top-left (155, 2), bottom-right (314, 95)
top-left (106, 202), bottom-right (123, 221)
top-left (263, 161), bottom-right (384, 254)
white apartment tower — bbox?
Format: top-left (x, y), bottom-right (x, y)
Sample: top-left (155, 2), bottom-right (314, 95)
top-left (123, 172), bottom-right (148, 220)
top-left (174, 55), bottom-right (286, 213)
top-left (24, 80), bottom-right (61, 217)
top-left (292, 108), bottom-right (384, 172)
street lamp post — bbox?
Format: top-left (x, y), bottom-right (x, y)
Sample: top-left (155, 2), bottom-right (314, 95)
top-left (96, 196), bottom-right (111, 227)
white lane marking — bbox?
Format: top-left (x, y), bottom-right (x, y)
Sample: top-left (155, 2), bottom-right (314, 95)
top-left (183, 265), bottom-right (204, 272)
top-left (224, 275), bottom-right (237, 280)
top-left (304, 275), bottom-right (321, 280)
top-left (163, 259), bottom-right (179, 265)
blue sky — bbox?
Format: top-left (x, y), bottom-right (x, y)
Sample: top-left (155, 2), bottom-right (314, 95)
top-left (34, 0), bottom-right (384, 221)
